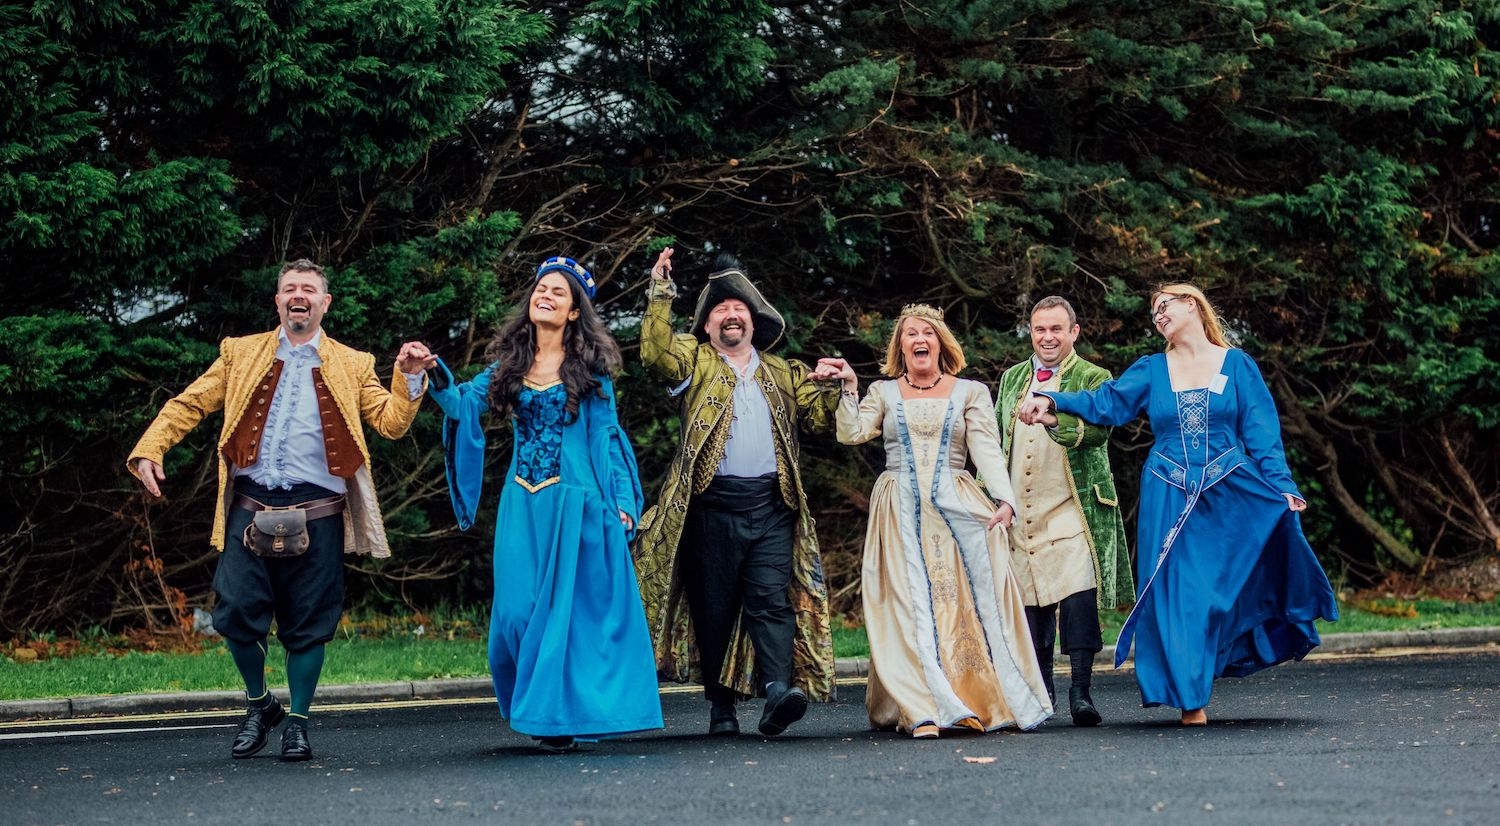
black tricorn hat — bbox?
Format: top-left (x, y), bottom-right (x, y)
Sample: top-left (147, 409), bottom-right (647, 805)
top-left (689, 254), bottom-right (786, 351)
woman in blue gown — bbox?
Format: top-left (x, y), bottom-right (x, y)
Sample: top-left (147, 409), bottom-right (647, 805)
top-left (428, 256), bottom-right (663, 751)
top-left (1018, 284), bottom-right (1337, 725)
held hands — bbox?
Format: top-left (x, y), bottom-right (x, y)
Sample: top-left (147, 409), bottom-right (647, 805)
top-left (396, 341), bottom-right (437, 375)
top-left (986, 501), bottom-right (1015, 531)
top-left (812, 357), bottom-right (858, 393)
top-left (651, 247), bottom-right (674, 281)
top-left (1016, 395), bottom-right (1055, 426)
top-left (135, 458), bottom-right (166, 497)
top-left (1285, 494), bottom-right (1307, 512)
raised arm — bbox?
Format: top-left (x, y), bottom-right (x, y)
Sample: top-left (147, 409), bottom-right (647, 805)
top-left (1038, 355), bottom-right (1153, 427)
top-left (427, 358), bottom-right (494, 420)
top-left (787, 357), bottom-right (841, 435)
top-left (357, 348), bottom-right (427, 440)
top-left (640, 247), bottom-right (701, 383)
top-left (836, 381), bottom-right (886, 446)
top-left (429, 359), bottom-right (496, 531)
top-left (1048, 364), bottom-right (1114, 450)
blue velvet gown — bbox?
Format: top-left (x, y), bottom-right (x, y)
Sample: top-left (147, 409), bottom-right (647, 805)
top-left (430, 361), bottom-right (663, 738)
top-left (1043, 349), bottom-right (1338, 710)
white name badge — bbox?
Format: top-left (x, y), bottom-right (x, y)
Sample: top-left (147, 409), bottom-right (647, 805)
top-left (1210, 373), bottom-right (1229, 394)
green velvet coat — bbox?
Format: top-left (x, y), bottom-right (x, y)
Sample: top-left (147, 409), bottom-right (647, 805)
top-left (632, 279), bottom-right (839, 701)
top-left (996, 350), bottom-right (1135, 610)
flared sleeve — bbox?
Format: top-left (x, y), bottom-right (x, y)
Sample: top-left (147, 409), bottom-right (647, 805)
top-left (963, 382), bottom-right (1018, 512)
top-left (430, 358), bottom-right (494, 532)
top-left (1043, 355), bottom-right (1153, 427)
top-left (1232, 350), bottom-right (1303, 500)
top-left (588, 375), bottom-right (646, 540)
top-left (836, 381), bottom-right (886, 446)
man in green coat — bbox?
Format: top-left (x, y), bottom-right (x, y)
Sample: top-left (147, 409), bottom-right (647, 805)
top-left (633, 247), bottom-right (840, 738)
top-left (996, 296), bottom-right (1134, 726)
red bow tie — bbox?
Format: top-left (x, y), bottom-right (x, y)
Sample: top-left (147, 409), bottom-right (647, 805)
top-left (1036, 368), bottom-right (1055, 382)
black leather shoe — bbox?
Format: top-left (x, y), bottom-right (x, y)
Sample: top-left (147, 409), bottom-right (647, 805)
top-left (1070, 686), bottom-right (1102, 727)
top-left (230, 698), bottom-right (286, 759)
top-left (279, 722), bottom-right (313, 762)
top-left (709, 703), bottom-right (739, 737)
top-left (758, 681), bottom-right (808, 736)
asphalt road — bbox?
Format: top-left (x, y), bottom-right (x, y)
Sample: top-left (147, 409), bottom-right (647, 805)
top-left (2, 649), bottom-right (1496, 825)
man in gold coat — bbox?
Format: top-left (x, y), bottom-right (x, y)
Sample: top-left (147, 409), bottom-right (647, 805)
top-left (633, 247), bottom-right (840, 737)
top-left (127, 259), bottom-right (433, 761)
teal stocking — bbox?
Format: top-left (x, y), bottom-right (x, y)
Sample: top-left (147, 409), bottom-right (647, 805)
top-left (285, 644), bottom-right (326, 724)
top-left (225, 637), bottom-right (271, 707)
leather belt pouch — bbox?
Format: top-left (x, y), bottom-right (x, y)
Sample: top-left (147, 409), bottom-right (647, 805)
top-left (237, 494), bottom-right (344, 558)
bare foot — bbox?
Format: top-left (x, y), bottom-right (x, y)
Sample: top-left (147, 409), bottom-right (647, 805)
top-left (1181, 708), bottom-right (1208, 726)
top-left (912, 723), bottom-right (940, 739)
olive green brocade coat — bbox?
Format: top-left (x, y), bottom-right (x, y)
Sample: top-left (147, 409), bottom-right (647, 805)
top-left (632, 279), bottom-right (840, 700)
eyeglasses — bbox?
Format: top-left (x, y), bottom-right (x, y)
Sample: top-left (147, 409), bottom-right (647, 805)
top-left (1151, 295), bottom-right (1189, 318)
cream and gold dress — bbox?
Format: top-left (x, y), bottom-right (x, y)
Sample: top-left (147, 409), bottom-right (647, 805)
top-left (838, 379), bottom-right (1053, 733)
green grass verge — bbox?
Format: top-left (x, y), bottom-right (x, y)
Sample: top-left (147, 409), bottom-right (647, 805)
top-left (0, 637), bottom-right (489, 701)
top-left (3, 598), bottom-right (1496, 701)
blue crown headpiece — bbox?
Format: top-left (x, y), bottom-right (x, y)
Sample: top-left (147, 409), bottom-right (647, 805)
top-left (535, 256), bottom-right (597, 299)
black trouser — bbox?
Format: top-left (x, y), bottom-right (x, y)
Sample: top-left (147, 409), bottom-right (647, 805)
top-left (1025, 588), bottom-right (1103, 700)
top-left (1024, 588), bottom-right (1104, 658)
top-left (679, 475), bottom-right (796, 702)
top-left (212, 478), bottom-right (346, 653)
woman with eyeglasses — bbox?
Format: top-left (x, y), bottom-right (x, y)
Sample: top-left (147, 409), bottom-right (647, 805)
top-left (1017, 284), bottom-right (1337, 726)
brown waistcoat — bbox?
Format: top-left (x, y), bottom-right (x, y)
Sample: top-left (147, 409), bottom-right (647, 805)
top-left (221, 359), bottom-right (364, 478)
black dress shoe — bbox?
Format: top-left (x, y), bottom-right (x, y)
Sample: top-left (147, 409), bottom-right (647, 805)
top-left (231, 698), bottom-right (286, 759)
top-left (1069, 686), bottom-right (1102, 727)
top-left (279, 722), bottom-right (313, 762)
top-left (758, 681), bottom-right (808, 736)
top-left (709, 703), bottom-right (739, 737)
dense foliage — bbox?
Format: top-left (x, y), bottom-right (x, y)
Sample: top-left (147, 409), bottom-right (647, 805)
top-left (3, 0), bottom-right (1496, 634)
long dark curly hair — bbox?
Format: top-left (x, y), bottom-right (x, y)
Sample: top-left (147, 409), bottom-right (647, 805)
top-left (484, 275), bottom-right (622, 423)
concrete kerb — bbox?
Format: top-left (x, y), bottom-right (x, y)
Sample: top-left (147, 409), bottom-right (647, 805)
top-left (4, 627), bottom-right (1497, 723)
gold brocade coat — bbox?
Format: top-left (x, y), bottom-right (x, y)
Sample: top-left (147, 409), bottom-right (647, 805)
top-left (633, 279), bottom-right (840, 700)
top-left (125, 329), bottom-right (424, 557)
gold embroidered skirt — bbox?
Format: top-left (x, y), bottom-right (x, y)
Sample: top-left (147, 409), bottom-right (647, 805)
top-left (860, 470), bottom-right (1054, 733)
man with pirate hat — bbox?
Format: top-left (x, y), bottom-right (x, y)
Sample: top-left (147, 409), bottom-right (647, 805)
top-left (632, 247), bottom-right (840, 737)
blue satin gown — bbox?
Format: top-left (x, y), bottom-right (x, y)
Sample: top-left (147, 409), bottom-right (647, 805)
top-left (430, 361), bottom-right (663, 737)
top-left (1044, 349), bottom-right (1338, 710)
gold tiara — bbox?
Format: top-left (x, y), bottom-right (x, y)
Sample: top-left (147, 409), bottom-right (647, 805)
top-left (899, 303), bottom-right (944, 322)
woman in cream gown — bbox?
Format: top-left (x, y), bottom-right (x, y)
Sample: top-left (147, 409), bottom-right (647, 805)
top-left (816, 305), bottom-right (1053, 737)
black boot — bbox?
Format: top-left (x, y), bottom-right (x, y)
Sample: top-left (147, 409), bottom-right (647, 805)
top-left (1069, 651), bottom-right (1101, 727)
top-left (757, 681), bottom-right (807, 736)
top-left (1037, 646), bottom-right (1056, 709)
top-left (709, 702), bottom-right (740, 736)
top-left (230, 696), bottom-right (286, 759)
top-left (706, 683), bottom-right (739, 736)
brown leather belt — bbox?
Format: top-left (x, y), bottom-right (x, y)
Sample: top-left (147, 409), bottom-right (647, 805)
top-left (233, 493), bottom-right (346, 521)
